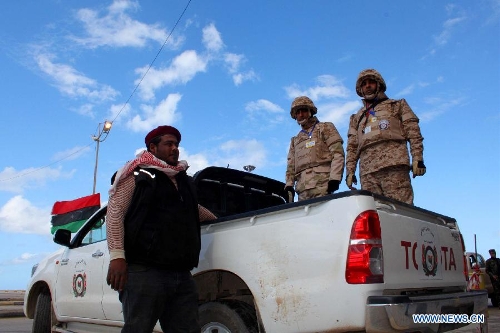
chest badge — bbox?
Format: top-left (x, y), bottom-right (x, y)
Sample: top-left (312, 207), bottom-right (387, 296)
top-left (305, 140), bottom-right (316, 148)
top-left (379, 119), bottom-right (390, 130)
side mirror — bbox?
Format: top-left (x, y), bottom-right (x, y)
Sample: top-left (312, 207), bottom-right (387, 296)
top-left (53, 229), bottom-right (72, 247)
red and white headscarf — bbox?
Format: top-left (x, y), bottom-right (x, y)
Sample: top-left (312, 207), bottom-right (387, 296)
top-left (109, 150), bottom-right (188, 196)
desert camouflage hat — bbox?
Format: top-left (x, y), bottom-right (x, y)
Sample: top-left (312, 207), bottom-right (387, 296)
top-left (355, 69), bottom-right (387, 97)
top-left (290, 96), bottom-right (317, 119)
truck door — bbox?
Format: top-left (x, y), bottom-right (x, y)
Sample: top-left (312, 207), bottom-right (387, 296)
top-left (54, 211), bottom-right (107, 320)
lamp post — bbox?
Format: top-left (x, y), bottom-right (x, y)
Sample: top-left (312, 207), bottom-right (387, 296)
top-left (92, 120), bottom-right (112, 194)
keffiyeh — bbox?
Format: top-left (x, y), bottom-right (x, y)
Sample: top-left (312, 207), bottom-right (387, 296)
top-left (109, 150), bottom-right (188, 196)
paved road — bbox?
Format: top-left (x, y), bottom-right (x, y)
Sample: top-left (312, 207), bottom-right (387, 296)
top-left (0, 316), bottom-right (32, 333)
top-left (1, 307), bottom-right (498, 333)
top-left (1, 290), bottom-right (499, 332)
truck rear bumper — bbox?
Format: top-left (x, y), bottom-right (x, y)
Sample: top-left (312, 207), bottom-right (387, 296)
top-left (365, 290), bottom-right (488, 333)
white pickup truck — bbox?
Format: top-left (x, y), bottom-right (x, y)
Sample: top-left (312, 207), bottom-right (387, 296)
top-left (24, 166), bottom-right (488, 333)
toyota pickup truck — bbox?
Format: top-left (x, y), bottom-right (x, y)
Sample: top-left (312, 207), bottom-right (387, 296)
top-left (24, 166), bottom-right (488, 333)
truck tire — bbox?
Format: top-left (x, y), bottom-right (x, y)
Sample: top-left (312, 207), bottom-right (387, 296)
top-left (32, 292), bottom-right (56, 333)
top-left (199, 301), bottom-right (258, 333)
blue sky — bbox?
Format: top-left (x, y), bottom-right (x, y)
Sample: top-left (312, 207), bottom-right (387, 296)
top-left (0, 0), bottom-right (499, 290)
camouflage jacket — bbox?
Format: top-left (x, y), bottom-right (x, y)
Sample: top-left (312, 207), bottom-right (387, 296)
top-left (486, 257), bottom-right (500, 278)
top-left (286, 116), bottom-right (345, 190)
top-left (346, 93), bottom-right (424, 176)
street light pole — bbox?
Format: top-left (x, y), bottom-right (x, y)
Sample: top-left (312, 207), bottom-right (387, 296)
top-left (92, 121), bottom-right (112, 194)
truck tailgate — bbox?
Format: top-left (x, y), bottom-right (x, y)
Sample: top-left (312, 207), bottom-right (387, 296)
top-left (376, 200), bottom-right (466, 290)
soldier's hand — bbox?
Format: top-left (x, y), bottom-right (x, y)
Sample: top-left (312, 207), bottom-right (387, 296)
top-left (412, 160), bottom-right (426, 178)
top-left (284, 186), bottom-right (295, 203)
top-left (346, 174), bottom-right (357, 190)
top-left (327, 180), bottom-right (340, 194)
top-left (107, 258), bottom-right (127, 292)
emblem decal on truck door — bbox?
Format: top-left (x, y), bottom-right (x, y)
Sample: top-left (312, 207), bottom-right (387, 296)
top-left (72, 259), bottom-right (87, 297)
top-left (73, 272), bottom-right (87, 297)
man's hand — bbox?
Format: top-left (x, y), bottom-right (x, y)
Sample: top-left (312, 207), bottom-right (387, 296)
top-left (327, 180), bottom-right (340, 194)
top-left (346, 174), bottom-right (357, 190)
top-left (284, 186), bottom-right (295, 203)
top-left (412, 160), bottom-right (426, 178)
top-left (107, 258), bottom-right (127, 292)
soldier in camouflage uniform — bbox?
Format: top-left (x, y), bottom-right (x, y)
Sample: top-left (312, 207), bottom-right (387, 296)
top-left (345, 69), bottom-right (426, 205)
top-left (285, 96), bottom-right (345, 201)
top-left (486, 249), bottom-right (500, 308)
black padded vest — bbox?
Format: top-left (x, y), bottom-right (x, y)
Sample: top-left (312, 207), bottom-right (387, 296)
top-left (123, 167), bottom-right (201, 270)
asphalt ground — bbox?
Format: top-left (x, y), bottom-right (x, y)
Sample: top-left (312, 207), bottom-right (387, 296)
top-left (1, 290), bottom-right (499, 332)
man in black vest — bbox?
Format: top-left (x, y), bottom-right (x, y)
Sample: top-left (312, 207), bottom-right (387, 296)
top-left (106, 125), bottom-right (216, 333)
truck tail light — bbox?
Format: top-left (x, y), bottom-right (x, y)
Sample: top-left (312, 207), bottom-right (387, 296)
top-left (345, 210), bottom-right (384, 284)
top-left (459, 232), bottom-right (468, 283)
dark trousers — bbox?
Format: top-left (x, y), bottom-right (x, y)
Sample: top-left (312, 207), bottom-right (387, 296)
top-left (120, 265), bottom-right (199, 333)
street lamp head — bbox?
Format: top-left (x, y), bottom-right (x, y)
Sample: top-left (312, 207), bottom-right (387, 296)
top-left (103, 121), bottom-right (112, 133)
top-left (92, 120), bottom-right (113, 194)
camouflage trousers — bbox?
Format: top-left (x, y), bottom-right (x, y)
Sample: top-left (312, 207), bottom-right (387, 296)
top-left (296, 171), bottom-right (329, 201)
top-left (360, 165), bottom-right (414, 205)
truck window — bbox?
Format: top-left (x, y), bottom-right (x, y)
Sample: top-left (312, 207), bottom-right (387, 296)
top-left (476, 254), bottom-right (486, 268)
top-left (81, 215), bottom-right (107, 246)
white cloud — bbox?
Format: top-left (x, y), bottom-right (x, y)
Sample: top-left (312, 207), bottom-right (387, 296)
top-left (71, 0), bottom-right (184, 49)
top-left (245, 99), bottom-right (284, 113)
top-left (319, 100), bottom-right (361, 128)
top-left (244, 99), bottom-right (285, 125)
top-left (434, 16), bottom-right (466, 46)
top-left (224, 53), bottom-right (258, 86)
top-left (285, 75), bottom-right (350, 101)
top-left (109, 103), bottom-right (132, 122)
top-left (232, 70), bottom-right (258, 86)
top-left (136, 50), bottom-right (207, 101)
top-left (74, 103), bottom-right (96, 118)
top-left (0, 252), bottom-right (52, 266)
top-left (224, 53), bottom-right (244, 73)
top-left (179, 148), bottom-right (211, 175)
top-left (203, 23), bottom-right (224, 52)
top-left (127, 93), bottom-right (182, 131)
top-left (418, 97), bottom-right (464, 122)
top-left (0, 166), bottom-right (74, 194)
top-left (0, 196), bottom-right (52, 235)
top-left (396, 84), bottom-right (416, 97)
top-left (429, 4), bottom-right (466, 49)
top-left (11, 252), bottom-right (38, 264)
top-left (214, 139), bottom-right (267, 170)
top-left (35, 53), bottom-right (119, 102)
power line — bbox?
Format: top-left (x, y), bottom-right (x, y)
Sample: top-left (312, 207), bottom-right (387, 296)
top-left (0, 143), bottom-right (93, 182)
top-left (111, 0), bottom-right (192, 123)
top-left (0, 0), bottom-right (193, 184)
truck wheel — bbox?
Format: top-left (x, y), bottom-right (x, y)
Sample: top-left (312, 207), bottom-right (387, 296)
top-left (199, 301), bottom-right (258, 333)
top-left (32, 292), bottom-right (56, 333)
